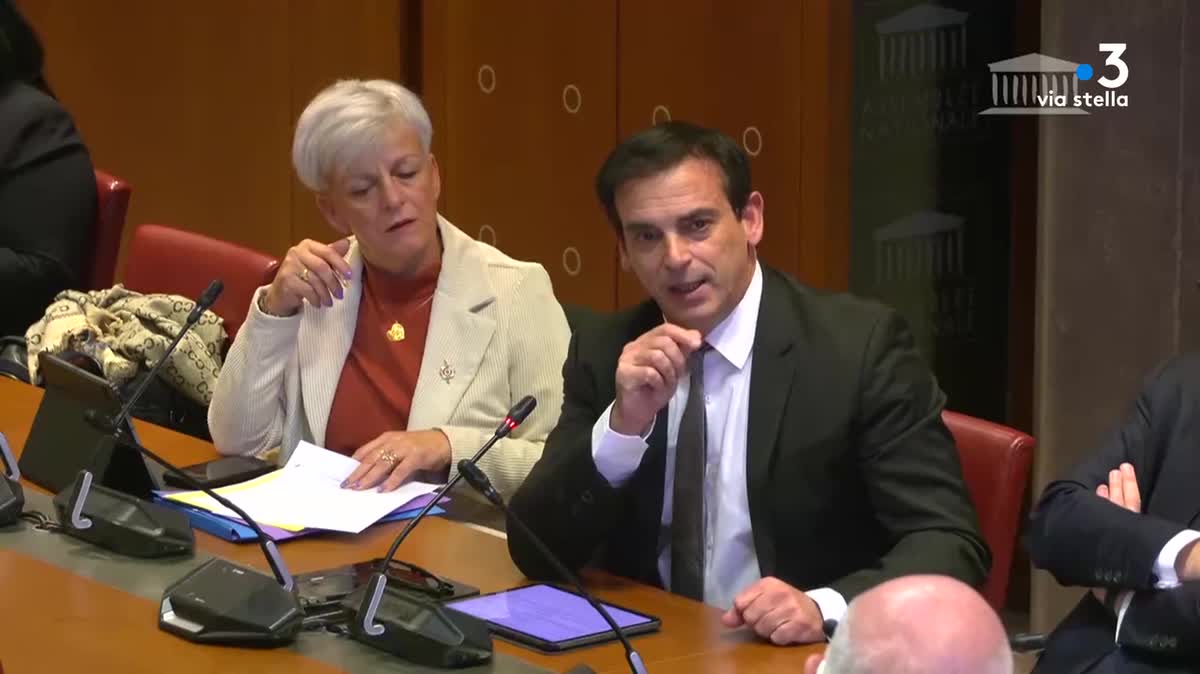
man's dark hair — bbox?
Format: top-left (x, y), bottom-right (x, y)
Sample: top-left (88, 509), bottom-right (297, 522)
top-left (0, 0), bottom-right (50, 94)
top-left (594, 120), bottom-right (751, 233)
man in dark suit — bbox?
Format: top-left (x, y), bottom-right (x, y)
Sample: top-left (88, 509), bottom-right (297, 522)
top-left (506, 121), bottom-right (989, 645)
top-left (1030, 356), bottom-right (1200, 673)
top-left (0, 0), bottom-right (97, 336)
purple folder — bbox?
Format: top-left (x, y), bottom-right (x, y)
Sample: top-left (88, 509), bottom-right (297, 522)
top-left (154, 492), bottom-right (444, 543)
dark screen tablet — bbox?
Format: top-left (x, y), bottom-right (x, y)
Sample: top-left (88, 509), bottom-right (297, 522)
top-left (18, 352), bottom-right (156, 498)
top-left (445, 583), bottom-right (660, 652)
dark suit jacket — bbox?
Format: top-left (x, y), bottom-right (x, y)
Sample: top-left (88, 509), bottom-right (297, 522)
top-left (0, 80), bottom-right (96, 336)
top-left (508, 265), bottom-right (989, 604)
top-left (1031, 355), bottom-right (1200, 674)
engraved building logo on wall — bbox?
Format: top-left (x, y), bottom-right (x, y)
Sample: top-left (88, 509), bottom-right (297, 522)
top-left (874, 210), bottom-right (974, 339)
top-left (875, 3), bottom-right (969, 79)
top-left (859, 3), bottom-right (980, 141)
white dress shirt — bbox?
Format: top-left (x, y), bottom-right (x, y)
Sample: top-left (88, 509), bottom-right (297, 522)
top-left (588, 263), bottom-right (847, 622)
top-left (1114, 528), bottom-right (1200, 639)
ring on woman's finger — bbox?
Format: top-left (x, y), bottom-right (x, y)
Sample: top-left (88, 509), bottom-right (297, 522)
top-left (378, 450), bottom-right (397, 466)
top-left (300, 267), bottom-right (310, 282)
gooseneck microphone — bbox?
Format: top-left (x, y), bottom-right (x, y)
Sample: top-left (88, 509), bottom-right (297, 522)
top-left (73, 280), bottom-right (302, 645)
top-left (457, 461), bottom-right (648, 674)
top-left (55, 281), bottom-right (227, 558)
top-left (349, 396), bottom-right (537, 667)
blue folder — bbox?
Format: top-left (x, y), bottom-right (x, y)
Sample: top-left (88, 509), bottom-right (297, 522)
top-left (155, 498), bottom-right (443, 543)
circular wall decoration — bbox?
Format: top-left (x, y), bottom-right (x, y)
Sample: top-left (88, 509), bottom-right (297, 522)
top-left (742, 126), bottom-right (763, 157)
top-left (652, 105), bottom-right (671, 125)
top-left (478, 224), bottom-right (497, 246)
top-left (477, 65), bottom-right (497, 94)
top-left (562, 247), bottom-right (582, 277)
top-left (562, 84), bottom-right (582, 114)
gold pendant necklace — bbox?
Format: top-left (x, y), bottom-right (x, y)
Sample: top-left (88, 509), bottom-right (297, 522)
top-left (386, 322), bottom-right (406, 342)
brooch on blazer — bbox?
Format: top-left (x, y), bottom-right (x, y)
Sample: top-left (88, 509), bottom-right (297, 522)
top-left (438, 360), bottom-right (456, 384)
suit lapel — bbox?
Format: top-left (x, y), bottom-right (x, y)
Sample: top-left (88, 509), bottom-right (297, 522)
top-left (746, 268), bottom-right (805, 577)
top-left (299, 240), bottom-right (364, 446)
top-left (408, 217), bottom-right (497, 431)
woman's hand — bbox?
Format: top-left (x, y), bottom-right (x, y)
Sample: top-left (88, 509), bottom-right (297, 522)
top-left (261, 238), bottom-right (353, 316)
top-left (341, 430), bottom-right (452, 492)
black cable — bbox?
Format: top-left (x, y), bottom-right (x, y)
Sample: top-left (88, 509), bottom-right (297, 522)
top-left (18, 509), bottom-right (61, 532)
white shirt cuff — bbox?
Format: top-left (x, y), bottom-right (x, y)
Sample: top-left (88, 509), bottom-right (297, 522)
top-left (590, 404), bottom-right (653, 487)
top-left (806, 587), bottom-right (848, 627)
top-left (1113, 590), bottom-right (1134, 643)
top-left (1153, 529), bottom-right (1200, 589)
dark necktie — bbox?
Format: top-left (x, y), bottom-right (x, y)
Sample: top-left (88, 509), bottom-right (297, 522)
top-left (671, 346), bottom-right (707, 601)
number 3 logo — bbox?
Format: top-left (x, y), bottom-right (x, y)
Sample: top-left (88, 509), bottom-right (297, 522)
top-left (1097, 43), bottom-right (1128, 89)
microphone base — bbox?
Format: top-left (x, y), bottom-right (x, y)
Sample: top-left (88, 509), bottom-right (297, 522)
top-left (0, 476), bottom-right (23, 526)
top-left (160, 558), bottom-right (303, 647)
top-left (52, 482), bottom-right (194, 557)
top-left (344, 585), bottom-right (493, 668)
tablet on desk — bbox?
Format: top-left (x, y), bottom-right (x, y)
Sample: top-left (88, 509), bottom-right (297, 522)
top-left (445, 583), bottom-right (661, 652)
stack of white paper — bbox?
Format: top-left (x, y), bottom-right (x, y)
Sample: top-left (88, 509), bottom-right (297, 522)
top-left (164, 441), bottom-right (441, 534)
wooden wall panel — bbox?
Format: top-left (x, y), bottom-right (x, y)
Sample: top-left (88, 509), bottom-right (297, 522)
top-left (798, 0), bottom-right (853, 293)
top-left (422, 0), bottom-right (619, 310)
top-left (616, 1), bottom-right (850, 306)
top-left (18, 0), bottom-right (294, 271)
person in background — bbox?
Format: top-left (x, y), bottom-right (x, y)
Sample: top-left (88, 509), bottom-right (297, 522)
top-left (803, 575), bottom-right (1013, 674)
top-left (208, 79), bottom-right (570, 512)
top-left (0, 0), bottom-right (97, 337)
top-left (507, 121), bottom-right (988, 645)
top-left (1029, 355), bottom-right (1200, 673)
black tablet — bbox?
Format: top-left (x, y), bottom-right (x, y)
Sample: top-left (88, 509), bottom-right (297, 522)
top-left (445, 583), bottom-right (661, 652)
top-left (19, 352), bottom-right (156, 498)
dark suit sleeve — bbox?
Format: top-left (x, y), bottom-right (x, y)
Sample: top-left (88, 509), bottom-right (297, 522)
top-left (1115, 584), bottom-right (1200, 657)
top-left (828, 311), bottom-right (990, 600)
top-left (1028, 363), bottom-right (1186, 591)
top-left (506, 332), bottom-right (628, 579)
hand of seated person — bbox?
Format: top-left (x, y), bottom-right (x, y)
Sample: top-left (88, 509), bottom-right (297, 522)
top-left (1092, 463), bottom-right (1142, 607)
top-left (1096, 462), bottom-right (1141, 513)
top-left (610, 323), bottom-right (702, 436)
top-left (340, 429), bottom-right (451, 492)
top-left (720, 576), bottom-right (826, 645)
top-left (261, 238), bottom-right (353, 316)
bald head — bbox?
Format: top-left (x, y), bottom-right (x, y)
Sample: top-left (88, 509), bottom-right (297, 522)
top-left (812, 576), bottom-right (1012, 674)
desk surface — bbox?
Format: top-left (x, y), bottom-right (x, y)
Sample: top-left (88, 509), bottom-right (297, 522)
top-left (0, 378), bottom-right (819, 673)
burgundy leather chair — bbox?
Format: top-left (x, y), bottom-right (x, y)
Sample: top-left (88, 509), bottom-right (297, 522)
top-left (942, 410), bottom-right (1036, 611)
top-left (120, 224), bottom-right (279, 339)
top-left (89, 169), bottom-right (132, 290)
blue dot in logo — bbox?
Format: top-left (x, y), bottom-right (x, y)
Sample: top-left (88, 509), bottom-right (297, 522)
top-left (1076, 63), bottom-right (1094, 81)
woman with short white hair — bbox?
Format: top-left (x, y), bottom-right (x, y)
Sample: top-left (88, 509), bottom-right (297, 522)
top-left (209, 79), bottom-right (570, 504)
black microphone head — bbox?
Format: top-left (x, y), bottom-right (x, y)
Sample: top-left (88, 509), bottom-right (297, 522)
top-left (506, 396), bottom-right (537, 426)
top-left (457, 459), bottom-right (500, 505)
top-left (197, 280), bottom-right (224, 311)
top-left (187, 280), bottom-right (225, 324)
top-left (457, 459), bottom-right (485, 489)
top-left (495, 396), bottom-right (537, 438)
